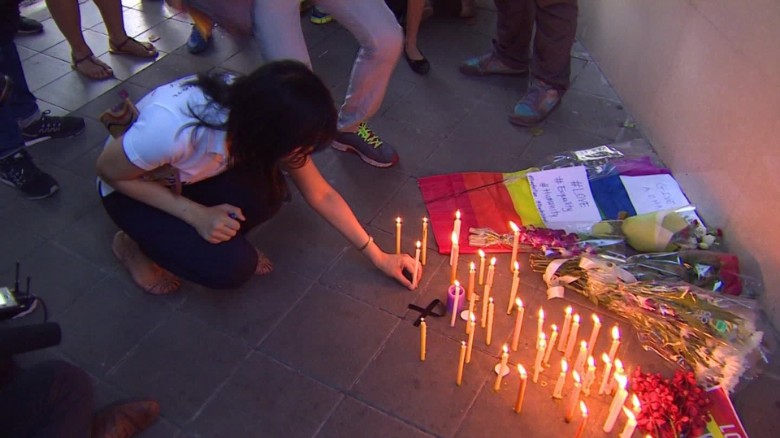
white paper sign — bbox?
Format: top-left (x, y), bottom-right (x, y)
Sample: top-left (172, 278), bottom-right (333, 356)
top-left (619, 174), bottom-right (691, 214)
top-left (527, 166), bottom-right (602, 226)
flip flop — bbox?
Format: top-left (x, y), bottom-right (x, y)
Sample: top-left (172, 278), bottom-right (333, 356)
top-left (71, 52), bottom-right (114, 80)
top-left (109, 37), bottom-right (159, 58)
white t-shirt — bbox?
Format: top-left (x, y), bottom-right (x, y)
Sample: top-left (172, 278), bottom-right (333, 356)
top-left (99, 76), bottom-right (230, 196)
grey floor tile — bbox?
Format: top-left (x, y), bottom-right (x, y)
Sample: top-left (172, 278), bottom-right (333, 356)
top-left (135, 17), bottom-right (193, 54)
top-left (190, 352), bottom-right (341, 438)
top-left (362, 115), bottom-right (445, 178)
top-left (21, 52), bottom-right (73, 92)
top-left (73, 80), bottom-right (150, 120)
top-left (317, 397), bottom-right (434, 438)
top-left (309, 28), bottom-right (360, 90)
top-left (0, 217), bottom-right (45, 270)
top-left (41, 28), bottom-right (113, 64)
top-left (519, 121), bottom-right (613, 168)
top-left (106, 311), bottom-right (250, 424)
top-left (543, 89), bottom-right (628, 140)
top-left (351, 321), bottom-right (496, 437)
top-left (13, 22), bottom-right (66, 53)
top-left (369, 177), bottom-right (436, 237)
top-left (570, 61), bottom-right (621, 102)
top-left (51, 206), bottom-right (120, 273)
top-left (384, 79), bottom-right (481, 135)
top-left (29, 117), bottom-right (107, 169)
top-left (33, 70), bottom-right (122, 112)
top-left (179, 266), bottom-right (315, 346)
top-left (57, 274), bottom-right (171, 376)
top-left (259, 284), bottom-right (399, 390)
top-left (126, 52), bottom-right (212, 90)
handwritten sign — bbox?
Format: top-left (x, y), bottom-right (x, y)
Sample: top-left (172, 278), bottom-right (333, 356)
top-left (527, 166), bottom-right (601, 227)
top-left (620, 174), bottom-right (690, 214)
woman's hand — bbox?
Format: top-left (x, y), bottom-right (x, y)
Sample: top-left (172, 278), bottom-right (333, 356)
top-left (190, 204), bottom-right (245, 244)
top-left (373, 252), bottom-right (422, 290)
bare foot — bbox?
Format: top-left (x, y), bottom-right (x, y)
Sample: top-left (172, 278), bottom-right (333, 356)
top-left (255, 249), bottom-right (274, 275)
top-left (112, 231), bottom-right (181, 295)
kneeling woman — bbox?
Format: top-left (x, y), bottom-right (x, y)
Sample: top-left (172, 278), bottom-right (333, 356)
top-left (97, 61), bottom-right (420, 294)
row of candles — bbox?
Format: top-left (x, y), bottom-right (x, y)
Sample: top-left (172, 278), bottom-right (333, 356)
top-left (401, 211), bottom-right (646, 437)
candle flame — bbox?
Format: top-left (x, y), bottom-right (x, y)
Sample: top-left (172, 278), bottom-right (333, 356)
top-left (470, 314), bottom-right (476, 322)
top-left (539, 332), bottom-right (546, 341)
top-left (469, 261), bottom-right (475, 271)
top-left (538, 308), bottom-right (544, 319)
top-left (422, 217), bottom-right (428, 223)
top-left (601, 353), bottom-right (611, 364)
top-left (513, 261), bottom-right (519, 271)
top-left (478, 249), bottom-right (485, 258)
top-left (573, 314), bottom-right (581, 323)
top-left (454, 280), bottom-right (460, 287)
top-left (455, 210), bottom-right (461, 219)
top-left (632, 394), bottom-right (641, 411)
top-left (614, 358), bottom-right (624, 370)
top-left (462, 340), bottom-right (466, 346)
top-left (516, 297), bottom-right (523, 307)
top-left (561, 359), bottom-right (568, 372)
top-left (612, 325), bottom-right (620, 340)
top-left (538, 338), bottom-right (546, 350)
top-left (503, 344), bottom-right (509, 353)
top-left (415, 240), bottom-right (421, 248)
top-left (551, 324), bottom-right (558, 332)
top-left (490, 257), bottom-right (497, 266)
top-left (587, 356), bottom-right (595, 367)
top-left (622, 406), bottom-right (636, 421)
top-left (489, 297), bottom-right (494, 303)
top-left (509, 221), bottom-right (519, 233)
top-left (565, 305), bottom-right (572, 315)
top-left (572, 370), bottom-right (581, 383)
top-left (396, 217), bottom-right (401, 224)
top-left (616, 374), bottom-right (627, 389)
top-left (580, 401), bottom-right (588, 417)
top-left (451, 231), bottom-right (458, 244)
top-left (592, 314), bottom-right (600, 324)
top-left (580, 340), bottom-right (587, 350)
top-left (518, 364), bottom-right (527, 378)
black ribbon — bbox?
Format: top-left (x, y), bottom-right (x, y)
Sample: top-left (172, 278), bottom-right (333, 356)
top-left (408, 299), bottom-right (446, 326)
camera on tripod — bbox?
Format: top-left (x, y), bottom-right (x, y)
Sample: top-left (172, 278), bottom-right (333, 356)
top-left (0, 262), bottom-right (36, 320)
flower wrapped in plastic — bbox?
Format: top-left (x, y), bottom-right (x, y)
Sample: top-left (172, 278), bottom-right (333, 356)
top-left (467, 225), bottom-right (623, 258)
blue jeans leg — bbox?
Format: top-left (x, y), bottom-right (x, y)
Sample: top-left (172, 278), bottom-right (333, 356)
top-left (0, 38), bottom-right (38, 158)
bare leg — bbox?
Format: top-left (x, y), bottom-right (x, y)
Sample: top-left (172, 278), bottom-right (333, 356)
top-left (112, 231), bottom-right (181, 295)
top-left (45, 0), bottom-right (113, 79)
top-left (94, 0), bottom-right (157, 57)
top-left (405, 0), bottom-right (425, 61)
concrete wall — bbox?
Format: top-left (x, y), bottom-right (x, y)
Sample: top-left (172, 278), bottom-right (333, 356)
top-left (577, 0), bottom-right (780, 327)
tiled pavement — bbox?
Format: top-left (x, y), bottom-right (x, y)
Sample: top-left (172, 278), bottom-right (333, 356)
top-left (7, 1), bottom-right (778, 437)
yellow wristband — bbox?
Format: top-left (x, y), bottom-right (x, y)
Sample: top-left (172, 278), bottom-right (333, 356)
top-left (358, 235), bottom-right (373, 252)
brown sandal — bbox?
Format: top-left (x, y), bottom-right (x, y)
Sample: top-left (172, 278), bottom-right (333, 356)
top-left (109, 37), bottom-right (159, 58)
top-left (71, 52), bottom-right (114, 80)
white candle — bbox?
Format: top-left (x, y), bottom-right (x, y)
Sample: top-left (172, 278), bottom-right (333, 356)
top-left (558, 306), bottom-right (573, 352)
top-left (587, 314), bottom-right (601, 359)
top-left (598, 353), bottom-right (613, 395)
top-left (543, 324), bottom-right (558, 366)
top-left (395, 217), bottom-right (402, 254)
top-left (421, 217), bottom-right (428, 265)
top-left (486, 257), bottom-right (497, 288)
top-left (510, 298), bottom-right (525, 351)
top-left (631, 394), bottom-right (641, 415)
top-left (466, 262), bottom-right (476, 302)
top-left (485, 298), bottom-right (495, 346)
top-left (450, 280), bottom-right (461, 327)
top-left (466, 315), bottom-right (476, 364)
top-left (537, 307), bottom-right (545, 339)
top-left (419, 318), bottom-right (427, 361)
top-left (608, 325), bottom-right (621, 363)
top-left (574, 340), bottom-right (588, 376)
top-left (514, 365), bottom-right (528, 414)
top-left (575, 401), bottom-right (588, 438)
top-left (533, 336), bottom-right (546, 383)
top-left (413, 240), bottom-right (421, 287)
top-left (453, 209), bottom-right (462, 241)
top-left (583, 356), bottom-right (596, 396)
top-left (603, 374), bottom-right (628, 433)
top-left (620, 407), bottom-right (638, 438)
top-left (552, 359), bottom-right (568, 398)
top-left (478, 249), bottom-right (486, 285)
top-left (449, 232), bottom-right (459, 283)
top-left (493, 344), bottom-right (509, 391)
top-left (509, 221), bottom-right (520, 271)
top-left (564, 314), bottom-right (581, 360)
top-left (506, 261), bottom-right (520, 315)
top-left (456, 341), bottom-right (466, 386)
top-left (610, 359), bottom-right (625, 395)
top-left (565, 371), bottom-right (582, 422)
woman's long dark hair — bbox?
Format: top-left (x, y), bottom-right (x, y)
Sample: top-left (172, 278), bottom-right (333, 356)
top-left (187, 61), bottom-right (338, 205)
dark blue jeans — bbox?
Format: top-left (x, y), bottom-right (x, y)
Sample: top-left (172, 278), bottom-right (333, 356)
top-left (0, 360), bottom-right (94, 437)
top-left (0, 38), bottom-right (39, 159)
top-left (101, 168), bottom-right (283, 289)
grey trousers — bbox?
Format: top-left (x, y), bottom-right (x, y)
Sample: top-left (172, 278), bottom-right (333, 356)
top-left (253, 0), bottom-right (403, 132)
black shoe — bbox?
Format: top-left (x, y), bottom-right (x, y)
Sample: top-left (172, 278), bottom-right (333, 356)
top-left (17, 16), bottom-right (44, 35)
top-left (0, 149), bottom-right (59, 200)
top-left (404, 51), bottom-right (430, 75)
top-left (0, 75), bottom-right (11, 105)
top-left (21, 110), bottom-right (85, 146)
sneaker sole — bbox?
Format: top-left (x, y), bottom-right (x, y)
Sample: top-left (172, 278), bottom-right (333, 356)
top-left (331, 141), bottom-right (398, 168)
top-left (0, 178), bottom-right (60, 200)
top-left (23, 125), bottom-right (86, 147)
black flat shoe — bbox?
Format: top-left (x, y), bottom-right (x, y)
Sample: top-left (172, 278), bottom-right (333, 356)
top-left (404, 51), bottom-right (430, 75)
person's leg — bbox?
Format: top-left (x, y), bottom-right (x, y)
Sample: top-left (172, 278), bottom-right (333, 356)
top-left (94, 0), bottom-right (157, 57)
top-left (0, 360), bottom-right (94, 437)
top-left (403, 0), bottom-right (430, 74)
top-left (45, 0), bottom-right (114, 79)
top-left (459, 0), bottom-right (530, 76)
top-left (0, 38), bottom-right (38, 126)
top-left (252, 0), bottom-right (311, 66)
top-left (531, 0), bottom-right (578, 89)
top-left (102, 169), bottom-right (281, 290)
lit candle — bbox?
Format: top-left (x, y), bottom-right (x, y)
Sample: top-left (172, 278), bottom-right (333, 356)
top-left (485, 298), bottom-right (495, 346)
top-left (564, 314), bottom-right (581, 360)
top-left (419, 318), bottom-right (427, 361)
top-left (465, 296), bottom-right (476, 334)
top-left (558, 306), bottom-right (573, 352)
top-left (552, 359), bottom-right (568, 398)
top-left (466, 262), bottom-right (476, 301)
top-left (543, 324), bottom-right (558, 366)
top-left (565, 371), bottom-right (582, 422)
top-left (587, 314), bottom-right (601, 359)
top-left (510, 298), bottom-right (525, 351)
top-left (485, 257), bottom-right (497, 289)
top-left (610, 359), bottom-right (625, 395)
top-left (493, 344), bottom-right (509, 391)
top-left (509, 221), bottom-right (520, 271)
top-left (456, 341), bottom-right (466, 386)
top-left (421, 218), bottom-right (429, 266)
top-left (478, 249), bottom-right (486, 285)
top-left (582, 356), bottom-right (596, 396)
top-left (413, 241), bottom-right (421, 287)
top-left (480, 283), bottom-right (491, 329)
top-left (533, 335), bottom-right (547, 383)
top-left (608, 325), bottom-right (621, 363)
top-left (449, 232), bottom-right (459, 283)
top-left (450, 280), bottom-right (462, 327)
top-left (620, 407), bottom-right (638, 438)
top-left (466, 315), bottom-right (476, 364)
top-left (598, 353), bottom-right (613, 395)
top-left (603, 374), bottom-right (628, 433)
top-left (537, 307), bottom-right (545, 339)
top-left (514, 364), bottom-right (528, 414)
top-left (575, 401), bottom-right (588, 438)
top-left (506, 261), bottom-right (520, 315)
top-left (631, 394), bottom-right (641, 415)
top-left (574, 341), bottom-right (588, 376)
top-left (453, 209), bottom-right (462, 240)
top-left (395, 217), bottom-right (402, 254)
